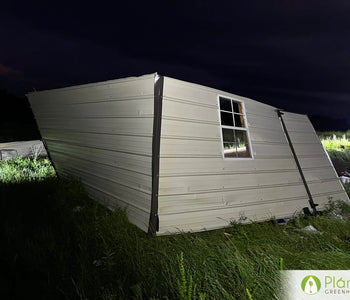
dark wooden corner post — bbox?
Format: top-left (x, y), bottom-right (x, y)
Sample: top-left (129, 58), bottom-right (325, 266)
top-left (148, 74), bottom-right (164, 236)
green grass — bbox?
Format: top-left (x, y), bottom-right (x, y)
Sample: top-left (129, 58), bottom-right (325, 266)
top-left (1, 157), bottom-right (350, 299)
top-left (0, 156), bottom-right (56, 183)
top-left (320, 132), bottom-right (350, 162)
top-left (317, 130), bottom-right (350, 140)
top-left (321, 138), bottom-right (350, 152)
top-left (326, 150), bottom-right (350, 162)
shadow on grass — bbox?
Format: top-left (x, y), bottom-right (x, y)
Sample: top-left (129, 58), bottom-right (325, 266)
top-left (2, 177), bottom-right (350, 300)
top-left (0, 179), bottom-right (71, 299)
top-left (0, 178), bottom-right (113, 299)
top-left (0, 177), bottom-right (162, 299)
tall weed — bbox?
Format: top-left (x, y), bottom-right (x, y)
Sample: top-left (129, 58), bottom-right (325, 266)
top-left (1, 157), bottom-right (350, 299)
top-left (320, 132), bottom-right (350, 162)
top-left (0, 157), bottom-right (56, 183)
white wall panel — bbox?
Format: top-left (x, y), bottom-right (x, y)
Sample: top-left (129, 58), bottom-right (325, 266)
top-left (283, 112), bottom-right (349, 208)
top-left (158, 77), bottom-right (310, 234)
top-left (158, 196), bottom-right (307, 235)
top-left (27, 74), bottom-right (155, 232)
top-left (159, 157), bottom-right (299, 176)
top-left (41, 129), bottom-right (152, 156)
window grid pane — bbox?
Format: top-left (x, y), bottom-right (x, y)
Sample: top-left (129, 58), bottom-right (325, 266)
top-left (219, 98), bottom-right (232, 112)
top-left (223, 129), bottom-right (250, 158)
top-left (219, 96), bottom-right (252, 159)
top-left (232, 101), bottom-right (239, 113)
top-left (234, 114), bottom-right (244, 127)
top-left (222, 128), bottom-right (235, 143)
top-left (220, 111), bottom-right (234, 126)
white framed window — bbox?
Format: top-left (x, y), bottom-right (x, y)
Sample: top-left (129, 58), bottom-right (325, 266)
top-left (218, 95), bottom-right (253, 159)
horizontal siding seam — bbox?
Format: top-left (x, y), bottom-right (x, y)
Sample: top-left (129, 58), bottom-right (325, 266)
top-left (44, 138), bottom-right (152, 157)
top-left (27, 74), bottom-right (155, 95)
top-left (71, 178), bottom-right (151, 213)
top-left (60, 165), bottom-right (152, 195)
top-left (160, 195), bottom-right (308, 216)
top-left (302, 166), bottom-right (335, 171)
top-left (296, 154), bottom-right (328, 158)
top-left (161, 135), bottom-right (219, 142)
top-left (159, 182), bottom-right (305, 196)
top-left (284, 129), bottom-right (314, 133)
top-left (248, 125), bottom-right (284, 133)
top-left (246, 111), bottom-right (281, 120)
top-left (160, 154), bottom-right (222, 158)
top-left (47, 141), bottom-right (152, 161)
top-left (37, 114), bottom-right (154, 119)
top-left (32, 95), bottom-right (154, 106)
top-left (162, 115), bottom-right (218, 125)
top-left (307, 178), bottom-right (342, 184)
top-left (41, 128), bottom-right (153, 138)
top-left (251, 141), bottom-right (288, 146)
top-left (68, 95), bottom-right (153, 104)
top-left (283, 120), bottom-right (310, 125)
top-left (253, 155), bottom-right (294, 159)
top-left (291, 142), bottom-right (323, 145)
top-left (50, 149), bottom-right (152, 176)
top-left (159, 211), bottom-right (296, 231)
top-left (159, 154), bottom-right (295, 159)
top-left (163, 96), bottom-right (217, 109)
top-left (159, 169), bottom-right (299, 177)
top-left (160, 137), bottom-right (290, 145)
top-left (312, 190), bottom-right (347, 198)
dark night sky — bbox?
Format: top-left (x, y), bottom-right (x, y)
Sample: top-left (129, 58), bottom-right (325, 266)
top-left (1, 1), bottom-right (349, 130)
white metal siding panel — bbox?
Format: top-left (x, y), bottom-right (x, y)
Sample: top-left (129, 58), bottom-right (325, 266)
top-left (298, 157), bottom-right (334, 169)
top-left (27, 74), bottom-right (154, 232)
top-left (282, 112), bottom-right (349, 209)
top-left (31, 98), bottom-right (154, 118)
top-left (247, 114), bottom-right (283, 132)
top-left (36, 117), bottom-right (153, 136)
top-left (159, 157), bottom-right (301, 176)
top-left (158, 77), bottom-right (310, 235)
top-left (159, 199), bottom-right (306, 234)
top-left (46, 142), bottom-right (151, 175)
top-left (42, 130), bottom-right (152, 156)
top-left (159, 171), bottom-right (303, 195)
top-left (159, 184), bottom-right (307, 213)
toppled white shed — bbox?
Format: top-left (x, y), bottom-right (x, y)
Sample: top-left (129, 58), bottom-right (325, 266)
top-left (27, 73), bottom-right (349, 235)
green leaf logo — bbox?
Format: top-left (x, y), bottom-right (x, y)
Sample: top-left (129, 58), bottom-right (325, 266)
top-left (301, 275), bottom-right (321, 295)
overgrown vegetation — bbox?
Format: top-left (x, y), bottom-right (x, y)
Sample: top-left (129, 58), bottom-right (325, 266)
top-left (0, 157), bottom-right (56, 183)
top-left (321, 137), bottom-right (350, 152)
top-left (317, 130), bottom-right (350, 140)
top-left (320, 132), bottom-right (350, 163)
top-left (1, 156), bottom-right (350, 299)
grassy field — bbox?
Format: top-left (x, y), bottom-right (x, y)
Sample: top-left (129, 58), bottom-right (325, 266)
top-left (317, 130), bottom-right (350, 140)
top-left (1, 135), bottom-right (350, 299)
top-left (320, 134), bottom-right (350, 163)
